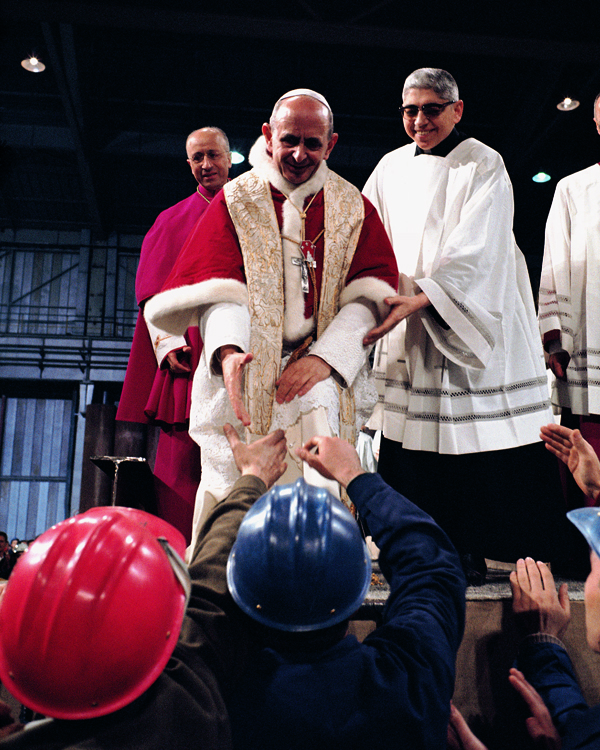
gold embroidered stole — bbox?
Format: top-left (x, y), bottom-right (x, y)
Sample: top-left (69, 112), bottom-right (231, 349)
top-left (224, 169), bottom-right (364, 441)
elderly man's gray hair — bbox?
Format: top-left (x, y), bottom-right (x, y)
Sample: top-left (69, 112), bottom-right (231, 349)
top-left (402, 69), bottom-right (459, 103)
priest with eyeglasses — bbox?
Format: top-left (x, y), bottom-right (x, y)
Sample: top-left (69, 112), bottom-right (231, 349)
top-left (362, 68), bottom-right (578, 581)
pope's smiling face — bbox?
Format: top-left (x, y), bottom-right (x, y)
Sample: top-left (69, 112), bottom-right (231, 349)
top-left (402, 88), bottom-right (464, 151)
top-left (263, 97), bottom-right (338, 185)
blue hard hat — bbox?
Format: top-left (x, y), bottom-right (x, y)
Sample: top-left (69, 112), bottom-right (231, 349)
top-left (227, 478), bottom-right (372, 632)
top-left (567, 507), bottom-right (600, 558)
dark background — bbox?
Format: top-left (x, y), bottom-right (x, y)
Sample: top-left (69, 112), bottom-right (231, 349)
top-left (2, 0), bottom-right (600, 286)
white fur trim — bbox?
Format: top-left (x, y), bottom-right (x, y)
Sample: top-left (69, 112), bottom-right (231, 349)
top-left (145, 279), bottom-right (248, 335)
top-left (340, 277), bottom-right (397, 321)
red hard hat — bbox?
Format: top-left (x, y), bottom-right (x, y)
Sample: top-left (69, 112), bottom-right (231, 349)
top-left (82, 505), bottom-right (187, 559)
top-left (0, 507), bottom-right (189, 719)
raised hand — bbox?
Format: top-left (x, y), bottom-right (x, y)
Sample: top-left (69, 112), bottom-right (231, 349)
top-left (223, 423), bottom-right (287, 489)
top-left (540, 423), bottom-right (600, 503)
top-left (295, 435), bottom-right (364, 488)
top-left (510, 557), bottom-right (570, 639)
top-left (446, 703), bottom-right (488, 750)
top-left (221, 346), bottom-right (253, 426)
top-left (509, 668), bottom-right (561, 749)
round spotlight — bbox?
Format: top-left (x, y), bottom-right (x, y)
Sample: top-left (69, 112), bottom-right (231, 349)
top-left (230, 151), bottom-right (245, 165)
top-left (21, 56), bottom-right (46, 73)
top-left (532, 172), bottom-right (551, 183)
top-left (557, 97), bottom-right (579, 112)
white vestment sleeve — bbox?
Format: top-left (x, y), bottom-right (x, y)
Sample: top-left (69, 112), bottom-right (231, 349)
top-left (144, 318), bottom-right (188, 367)
top-left (310, 300), bottom-right (377, 387)
top-left (200, 302), bottom-right (251, 377)
top-left (416, 277), bottom-right (500, 369)
top-left (363, 140), bottom-right (552, 452)
top-left (538, 179), bottom-right (574, 355)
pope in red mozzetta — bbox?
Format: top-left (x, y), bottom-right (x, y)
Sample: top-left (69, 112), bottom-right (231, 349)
top-left (117, 127), bottom-right (232, 543)
top-left (145, 90), bottom-right (399, 555)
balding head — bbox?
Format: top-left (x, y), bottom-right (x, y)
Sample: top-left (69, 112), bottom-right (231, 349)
top-left (186, 127), bottom-right (231, 194)
top-left (262, 95), bottom-right (338, 185)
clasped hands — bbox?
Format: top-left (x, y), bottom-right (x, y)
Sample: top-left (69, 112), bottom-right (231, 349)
top-left (165, 346), bottom-right (192, 373)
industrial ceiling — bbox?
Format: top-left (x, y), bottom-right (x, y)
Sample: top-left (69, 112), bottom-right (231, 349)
top-left (2, 0), bottom-right (599, 279)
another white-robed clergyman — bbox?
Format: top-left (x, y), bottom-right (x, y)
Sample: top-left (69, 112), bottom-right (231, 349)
top-left (361, 68), bottom-right (574, 574)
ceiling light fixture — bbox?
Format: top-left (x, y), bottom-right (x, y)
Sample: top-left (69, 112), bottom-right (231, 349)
top-left (557, 97), bottom-right (579, 111)
top-left (21, 56), bottom-right (46, 73)
top-left (532, 172), bottom-right (551, 183)
top-left (231, 151), bottom-right (245, 165)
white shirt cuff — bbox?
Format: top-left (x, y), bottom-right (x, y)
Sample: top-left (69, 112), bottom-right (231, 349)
top-left (145, 319), bottom-right (187, 367)
top-left (310, 300), bottom-right (377, 387)
top-left (201, 302), bottom-right (251, 375)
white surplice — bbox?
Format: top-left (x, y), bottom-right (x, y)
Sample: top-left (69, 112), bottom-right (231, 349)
top-left (538, 163), bottom-right (600, 416)
top-left (364, 138), bottom-right (552, 454)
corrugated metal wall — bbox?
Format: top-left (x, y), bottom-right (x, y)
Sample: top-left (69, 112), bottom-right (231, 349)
top-left (0, 242), bottom-right (138, 339)
top-left (0, 233), bottom-right (141, 540)
top-left (0, 392), bottom-right (76, 541)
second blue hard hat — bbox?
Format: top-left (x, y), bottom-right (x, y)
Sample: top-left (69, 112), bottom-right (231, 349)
top-left (568, 507), bottom-right (600, 557)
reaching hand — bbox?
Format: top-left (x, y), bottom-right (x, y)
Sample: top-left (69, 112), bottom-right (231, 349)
top-left (295, 435), bottom-right (364, 488)
top-left (275, 355), bottom-right (331, 404)
top-left (446, 703), bottom-right (488, 750)
top-left (165, 346), bottom-right (192, 373)
top-left (509, 668), bottom-right (561, 749)
top-left (540, 423), bottom-right (600, 503)
top-left (362, 292), bottom-right (430, 347)
top-left (221, 346), bottom-right (253, 427)
top-left (510, 557), bottom-right (570, 639)
top-left (223, 423), bottom-right (287, 489)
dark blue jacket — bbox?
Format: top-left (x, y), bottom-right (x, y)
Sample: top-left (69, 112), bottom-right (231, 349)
top-left (229, 472), bottom-right (466, 750)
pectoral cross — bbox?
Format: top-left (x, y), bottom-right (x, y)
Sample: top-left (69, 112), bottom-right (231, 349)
top-left (292, 245), bottom-right (317, 294)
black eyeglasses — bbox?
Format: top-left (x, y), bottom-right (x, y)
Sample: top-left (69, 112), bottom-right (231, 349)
top-left (399, 101), bottom-right (456, 119)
